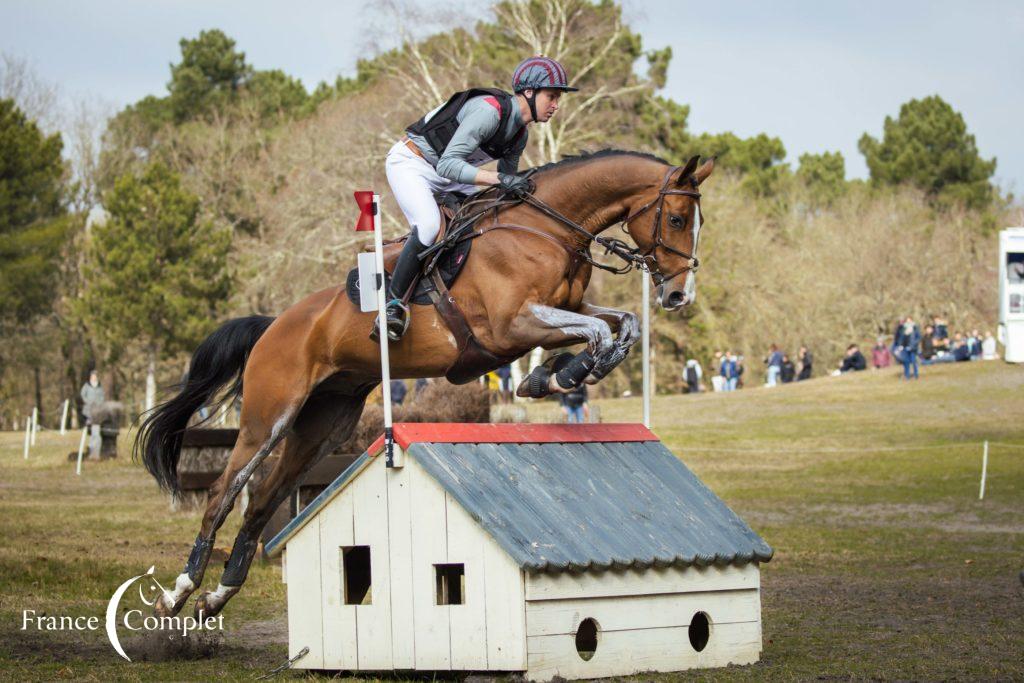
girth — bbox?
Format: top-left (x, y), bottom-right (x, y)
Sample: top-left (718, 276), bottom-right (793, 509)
top-left (426, 270), bottom-right (518, 385)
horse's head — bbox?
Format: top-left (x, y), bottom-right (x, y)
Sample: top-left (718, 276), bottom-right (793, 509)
top-left (624, 155), bottom-right (715, 311)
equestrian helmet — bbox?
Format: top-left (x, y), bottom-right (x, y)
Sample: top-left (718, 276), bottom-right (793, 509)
top-left (511, 56), bottom-right (578, 93)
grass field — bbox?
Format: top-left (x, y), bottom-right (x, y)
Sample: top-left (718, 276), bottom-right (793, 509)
top-left (1, 360), bottom-right (1022, 681)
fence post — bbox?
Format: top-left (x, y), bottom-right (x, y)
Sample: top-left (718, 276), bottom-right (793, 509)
top-left (76, 428), bottom-right (88, 475)
top-left (31, 406), bottom-right (38, 445)
top-left (23, 420), bottom-right (31, 459)
top-left (978, 440), bottom-right (989, 500)
top-left (60, 399), bottom-right (69, 435)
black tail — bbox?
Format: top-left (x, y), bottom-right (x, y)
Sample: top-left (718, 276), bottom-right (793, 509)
top-left (133, 315), bottom-right (275, 495)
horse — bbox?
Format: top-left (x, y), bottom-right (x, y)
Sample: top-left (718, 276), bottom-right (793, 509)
top-left (137, 149), bottom-right (715, 619)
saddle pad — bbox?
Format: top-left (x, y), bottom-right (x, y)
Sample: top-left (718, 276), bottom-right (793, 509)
top-left (345, 235), bottom-right (473, 307)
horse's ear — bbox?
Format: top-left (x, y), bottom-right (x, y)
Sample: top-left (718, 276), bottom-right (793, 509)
top-left (675, 155), bottom-right (701, 185)
top-left (693, 156), bottom-right (716, 186)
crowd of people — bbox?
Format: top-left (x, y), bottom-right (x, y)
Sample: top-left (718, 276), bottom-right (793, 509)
top-left (836, 315), bottom-right (998, 380)
top-left (680, 314), bottom-right (998, 393)
top-left (683, 346), bottom-right (814, 393)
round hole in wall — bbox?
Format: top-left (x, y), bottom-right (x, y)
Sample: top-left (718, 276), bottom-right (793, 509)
top-left (575, 617), bottom-right (600, 661)
top-left (688, 611), bottom-right (711, 652)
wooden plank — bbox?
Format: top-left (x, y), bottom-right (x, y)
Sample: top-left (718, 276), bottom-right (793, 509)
top-left (444, 490), bottom-right (489, 670)
top-left (353, 457), bottom-right (393, 670)
top-left (526, 589), bottom-right (760, 636)
top-left (318, 485), bottom-right (358, 670)
top-left (286, 524), bottom-right (324, 669)
top-left (386, 460), bottom-right (416, 668)
top-left (525, 620), bottom-right (762, 680)
top-left (408, 456), bottom-right (451, 669)
top-left (482, 526), bottom-right (527, 670)
top-left (526, 563), bottom-right (760, 601)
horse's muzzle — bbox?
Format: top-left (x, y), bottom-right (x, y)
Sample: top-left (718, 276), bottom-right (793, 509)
top-left (656, 284), bottom-right (692, 311)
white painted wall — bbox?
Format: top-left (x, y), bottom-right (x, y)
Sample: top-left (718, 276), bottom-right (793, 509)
top-left (286, 453), bottom-right (527, 672)
top-left (524, 589), bottom-right (762, 680)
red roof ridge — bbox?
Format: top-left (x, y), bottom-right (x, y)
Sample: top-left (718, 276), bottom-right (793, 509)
top-left (367, 423), bottom-right (657, 453)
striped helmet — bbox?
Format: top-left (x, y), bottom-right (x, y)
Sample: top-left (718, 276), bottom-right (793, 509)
top-left (512, 56), bottom-right (578, 93)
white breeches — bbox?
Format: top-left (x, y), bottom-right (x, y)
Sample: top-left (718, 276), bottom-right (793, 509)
top-left (385, 140), bottom-right (478, 245)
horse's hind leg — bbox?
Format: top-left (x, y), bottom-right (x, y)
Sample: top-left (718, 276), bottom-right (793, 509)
top-left (194, 384), bottom-right (373, 619)
top-left (155, 391), bottom-right (302, 617)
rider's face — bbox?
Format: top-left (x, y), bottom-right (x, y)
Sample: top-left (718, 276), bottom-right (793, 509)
top-left (533, 89), bottom-right (562, 122)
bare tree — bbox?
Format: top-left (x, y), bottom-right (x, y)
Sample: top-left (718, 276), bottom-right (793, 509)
top-left (0, 53), bottom-right (60, 131)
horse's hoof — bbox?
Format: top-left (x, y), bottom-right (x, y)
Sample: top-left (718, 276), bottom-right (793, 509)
top-left (193, 592), bottom-right (219, 620)
top-left (516, 353), bottom-right (575, 398)
top-left (154, 591), bottom-right (186, 618)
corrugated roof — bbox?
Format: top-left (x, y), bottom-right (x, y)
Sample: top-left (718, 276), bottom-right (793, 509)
top-left (265, 426), bottom-right (773, 571)
top-left (409, 440), bottom-right (773, 573)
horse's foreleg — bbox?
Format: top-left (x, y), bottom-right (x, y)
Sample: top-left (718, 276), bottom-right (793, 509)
top-left (511, 304), bottom-right (616, 397)
top-left (575, 302), bottom-right (640, 383)
top-left (194, 385), bottom-right (372, 619)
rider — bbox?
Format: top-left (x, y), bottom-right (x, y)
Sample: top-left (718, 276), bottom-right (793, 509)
top-left (373, 56), bottom-right (578, 342)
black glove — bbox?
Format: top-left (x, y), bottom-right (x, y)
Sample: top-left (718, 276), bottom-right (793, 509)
top-left (498, 173), bottom-right (532, 196)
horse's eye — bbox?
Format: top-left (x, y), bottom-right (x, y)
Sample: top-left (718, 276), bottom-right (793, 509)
top-left (669, 215), bottom-right (683, 228)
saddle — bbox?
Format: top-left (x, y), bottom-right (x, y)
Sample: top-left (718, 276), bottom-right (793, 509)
top-left (345, 192), bottom-right (518, 384)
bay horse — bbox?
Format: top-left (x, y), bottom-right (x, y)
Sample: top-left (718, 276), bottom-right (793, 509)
top-left (137, 149), bottom-right (714, 619)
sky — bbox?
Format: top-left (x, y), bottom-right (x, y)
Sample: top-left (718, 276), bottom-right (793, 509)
top-left (2, 0), bottom-right (1021, 192)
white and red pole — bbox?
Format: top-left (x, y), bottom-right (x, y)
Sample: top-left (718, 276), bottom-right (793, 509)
top-left (355, 191), bottom-right (395, 466)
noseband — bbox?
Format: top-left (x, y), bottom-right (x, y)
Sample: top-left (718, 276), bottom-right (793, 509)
top-left (622, 165), bottom-right (702, 285)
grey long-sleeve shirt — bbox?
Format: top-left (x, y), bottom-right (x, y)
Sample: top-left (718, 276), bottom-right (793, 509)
top-left (407, 95), bottom-right (527, 184)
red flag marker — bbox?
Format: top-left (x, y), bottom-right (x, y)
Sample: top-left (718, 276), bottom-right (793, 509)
top-left (354, 190), bottom-right (375, 231)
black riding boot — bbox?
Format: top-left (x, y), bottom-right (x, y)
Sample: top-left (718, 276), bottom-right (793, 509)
top-left (371, 229), bottom-right (426, 342)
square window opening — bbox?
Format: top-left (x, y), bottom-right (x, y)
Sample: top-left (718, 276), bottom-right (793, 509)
top-left (342, 545), bottom-right (372, 605)
top-left (435, 563), bottom-right (465, 605)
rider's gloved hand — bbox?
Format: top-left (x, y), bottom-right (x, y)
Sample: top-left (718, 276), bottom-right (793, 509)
top-left (498, 173), bottom-right (533, 196)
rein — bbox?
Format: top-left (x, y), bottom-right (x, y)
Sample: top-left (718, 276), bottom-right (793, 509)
top-left (420, 164), bottom-right (703, 285)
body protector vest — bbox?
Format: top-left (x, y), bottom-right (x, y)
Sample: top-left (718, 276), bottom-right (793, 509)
top-left (406, 88), bottom-right (524, 160)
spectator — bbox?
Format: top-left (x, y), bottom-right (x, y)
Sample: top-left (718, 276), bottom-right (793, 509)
top-left (560, 384), bottom-right (589, 423)
top-left (982, 331), bottom-right (998, 360)
top-left (890, 317), bottom-right (906, 363)
top-left (895, 317), bottom-right (921, 380)
top-left (921, 325), bottom-right (936, 362)
top-left (797, 346), bottom-right (813, 381)
top-left (764, 344), bottom-right (783, 387)
top-left (736, 355), bottom-right (746, 389)
top-left (951, 333), bottom-right (972, 362)
top-left (390, 379), bottom-right (408, 405)
top-left (968, 329), bottom-right (983, 359)
top-left (780, 354), bottom-right (796, 383)
top-left (721, 351), bottom-right (740, 391)
top-left (710, 351), bottom-right (725, 392)
top-left (80, 370), bottom-right (105, 426)
top-left (80, 370), bottom-right (105, 459)
top-left (414, 377), bottom-right (431, 395)
top-left (839, 344), bottom-right (867, 373)
top-left (871, 337), bottom-right (892, 369)
top-left (683, 358), bottom-right (703, 394)
top-left (932, 314), bottom-right (950, 352)
top-left (495, 364), bottom-right (513, 403)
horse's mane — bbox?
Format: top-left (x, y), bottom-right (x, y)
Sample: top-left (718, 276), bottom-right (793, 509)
top-left (527, 149), bottom-right (671, 176)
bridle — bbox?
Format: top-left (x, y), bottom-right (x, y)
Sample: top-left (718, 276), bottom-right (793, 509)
top-left (420, 163), bottom-right (704, 285)
top-left (621, 165), bottom-right (702, 285)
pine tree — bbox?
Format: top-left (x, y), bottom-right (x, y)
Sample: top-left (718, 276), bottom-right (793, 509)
top-left (858, 95), bottom-right (995, 208)
top-left (78, 162), bottom-right (232, 408)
